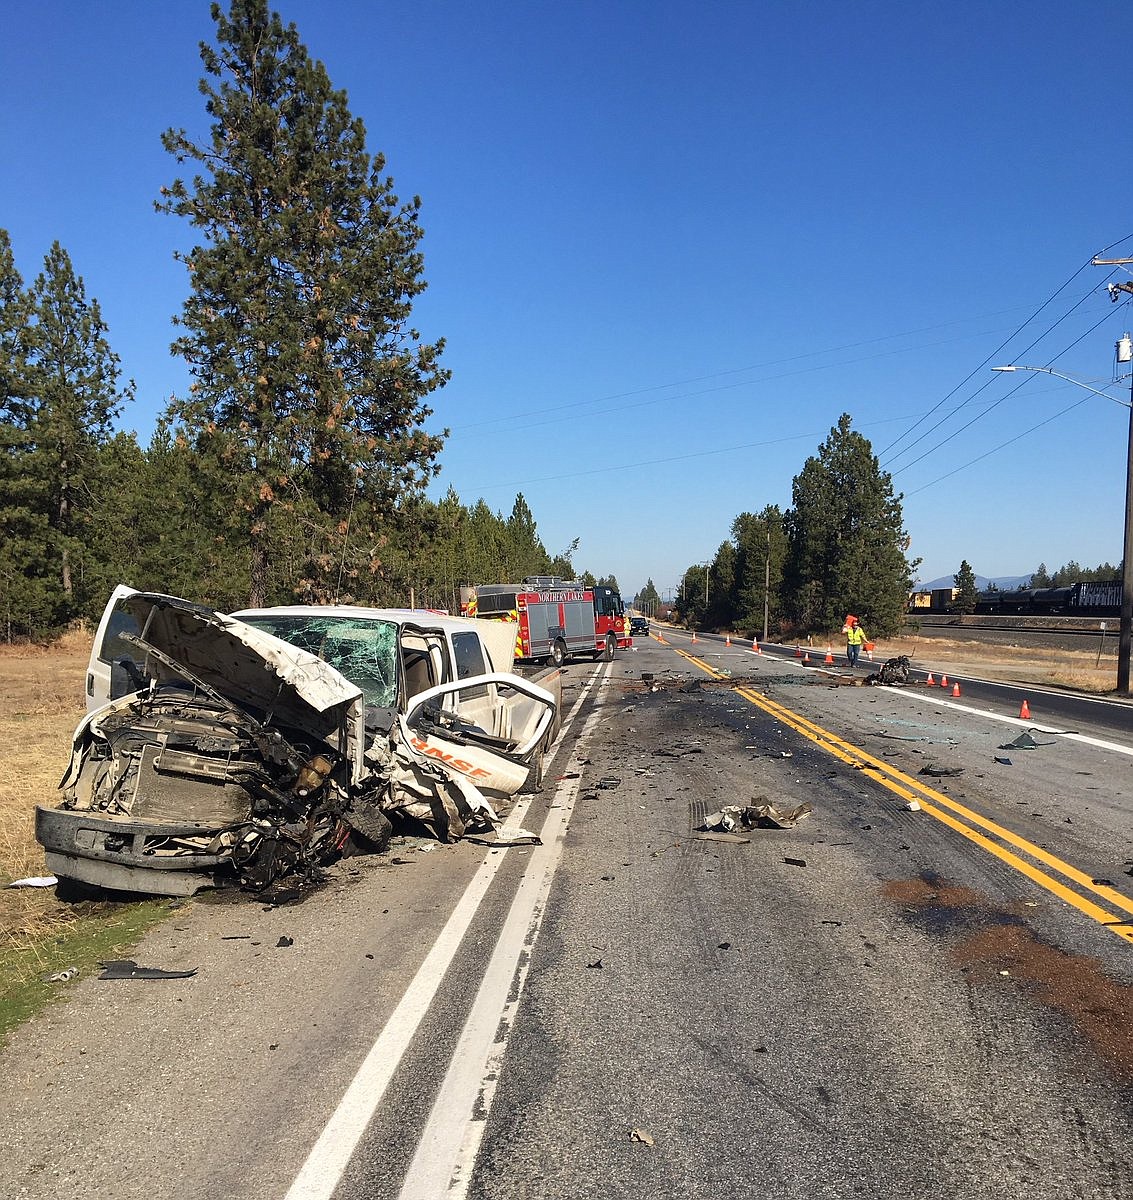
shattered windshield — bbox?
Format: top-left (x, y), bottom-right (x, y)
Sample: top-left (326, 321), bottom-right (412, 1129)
top-left (237, 614), bottom-right (398, 708)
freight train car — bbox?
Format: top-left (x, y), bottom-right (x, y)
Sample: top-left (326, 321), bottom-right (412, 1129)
top-left (909, 580), bottom-right (1121, 618)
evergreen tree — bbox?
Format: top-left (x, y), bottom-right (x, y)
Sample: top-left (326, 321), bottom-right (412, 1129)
top-left (0, 240), bottom-right (133, 632)
top-left (0, 229), bottom-right (40, 639)
top-left (158, 0), bottom-right (449, 605)
top-left (708, 540), bottom-right (736, 630)
top-left (505, 493), bottom-right (548, 579)
top-left (783, 414), bottom-right (916, 636)
top-left (953, 559), bottom-right (979, 616)
top-left (1030, 562), bottom-right (1051, 587)
top-left (732, 505), bottom-right (785, 637)
top-left (634, 578), bottom-right (661, 616)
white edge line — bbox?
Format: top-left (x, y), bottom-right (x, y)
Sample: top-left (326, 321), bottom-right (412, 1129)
top-left (398, 701), bottom-right (606, 1199)
top-left (901, 690), bottom-right (1133, 757)
top-left (283, 664), bottom-right (604, 1200)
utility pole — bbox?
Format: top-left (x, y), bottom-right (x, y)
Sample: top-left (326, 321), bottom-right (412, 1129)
top-left (762, 523), bottom-right (771, 643)
top-left (1095, 255), bottom-right (1133, 694)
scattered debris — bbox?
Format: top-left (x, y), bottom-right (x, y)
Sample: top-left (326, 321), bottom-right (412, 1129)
top-left (679, 680), bottom-right (703, 694)
top-left (744, 802), bottom-right (811, 829)
top-left (586, 958), bottom-right (603, 969)
top-left (98, 960), bottom-right (197, 980)
top-left (999, 731), bottom-right (1057, 750)
top-left (783, 856), bottom-right (807, 867)
top-left (693, 831), bottom-right (751, 844)
top-left (994, 756), bottom-right (1013, 766)
top-left (276, 936), bottom-right (294, 947)
top-left (42, 967), bottom-right (78, 983)
top-left (629, 1128), bottom-right (655, 1146)
top-left (864, 655), bottom-right (911, 686)
top-left (8, 876), bottom-right (57, 889)
top-left (654, 744), bottom-right (704, 758)
top-left (918, 763), bottom-right (964, 777)
top-left (597, 777), bottom-right (622, 790)
top-left (905, 801), bottom-right (921, 812)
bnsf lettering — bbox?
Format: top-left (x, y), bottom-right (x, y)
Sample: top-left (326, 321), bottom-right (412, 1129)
top-left (410, 736), bottom-right (492, 779)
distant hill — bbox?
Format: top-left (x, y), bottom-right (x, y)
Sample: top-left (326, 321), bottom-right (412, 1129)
top-left (918, 574), bottom-right (1031, 592)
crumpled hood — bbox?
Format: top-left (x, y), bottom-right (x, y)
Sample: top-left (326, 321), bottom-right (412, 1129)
top-left (108, 593), bottom-right (366, 771)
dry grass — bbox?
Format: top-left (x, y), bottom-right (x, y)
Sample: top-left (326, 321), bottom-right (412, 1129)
top-left (880, 632), bottom-right (1117, 693)
top-left (0, 633), bottom-right (90, 962)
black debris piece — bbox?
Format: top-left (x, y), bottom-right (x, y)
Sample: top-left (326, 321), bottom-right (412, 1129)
top-left (276, 935), bottom-right (294, 947)
top-left (784, 857), bottom-right (807, 868)
top-left (98, 959), bottom-right (197, 980)
top-left (994, 756), bottom-right (1012, 766)
top-left (679, 680), bottom-right (702, 694)
top-left (586, 958), bottom-right (603, 969)
top-left (597, 777), bottom-right (621, 790)
top-left (918, 764), bottom-right (964, 777)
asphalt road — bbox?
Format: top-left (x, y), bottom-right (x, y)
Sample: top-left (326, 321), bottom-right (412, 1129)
top-left (1, 637), bottom-right (1131, 1199)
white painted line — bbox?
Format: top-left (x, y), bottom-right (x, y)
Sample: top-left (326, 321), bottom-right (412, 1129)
top-left (397, 701), bottom-right (607, 1199)
top-left (904, 690), bottom-right (1133, 757)
top-left (284, 665), bottom-right (604, 1200)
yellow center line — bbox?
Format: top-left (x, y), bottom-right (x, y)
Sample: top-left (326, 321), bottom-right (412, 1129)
top-left (673, 648), bottom-right (1133, 945)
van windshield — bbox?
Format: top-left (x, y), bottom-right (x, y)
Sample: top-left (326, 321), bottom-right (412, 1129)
top-left (237, 614), bottom-right (398, 708)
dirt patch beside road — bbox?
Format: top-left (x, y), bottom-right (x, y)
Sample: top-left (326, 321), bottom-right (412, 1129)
top-left (876, 632), bottom-right (1115, 693)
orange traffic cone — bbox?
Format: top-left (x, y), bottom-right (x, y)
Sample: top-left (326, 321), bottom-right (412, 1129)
top-left (691, 631), bottom-right (698, 643)
top-left (940, 673), bottom-right (948, 688)
top-left (1020, 699), bottom-right (1031, 720)
top-left (803, 651), bottom-right (811, 664)
top-left (925, 672), bottom-right (935, 686)
top-left (795, 645), bottom-right (802, 657)
top-left (824, 650), bottom-right (834, 664)
top-left (756, 643), bottom-right (762, 655)
top-left (951, 682), bottom-right (961, 697)
top-left (752, 637), bottom-right (758, 651)
top-left (725, 634), bottom-right (731, 647)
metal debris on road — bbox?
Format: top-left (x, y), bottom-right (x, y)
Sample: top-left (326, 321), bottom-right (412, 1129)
top-left (783, 856), bottom-right (807, 867)
top-left (43, 967), bottom-right (78, 983)
top-left (918, 763), bottom-right (964, 777)
top-left (98, 960), bottom-right (198, 980)
top-left (629, 1128), bottom-right (655, 1146)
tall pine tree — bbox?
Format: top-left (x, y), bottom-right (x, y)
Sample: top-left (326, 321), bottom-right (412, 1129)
top-left (158, 0), bottom-right (449, 605)
top-left (0, 238), bottom-right (132, 633)
top-left (784, 414), bottom-right (916, 636)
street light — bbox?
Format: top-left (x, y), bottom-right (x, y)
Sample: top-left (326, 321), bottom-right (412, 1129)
top-left (992, 358), bottom-right (1133, 693)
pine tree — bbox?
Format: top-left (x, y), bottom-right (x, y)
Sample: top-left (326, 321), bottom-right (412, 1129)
top-left (784, 414), bottom-right (916, 636)
top-left (158, 0), bottom-right (449, 605)
top-left (732, 506), bottom-right (785, 637)
top-left (953, 559), bottom-right (979, 617)
top-left (0, 239), bottom-right (133, 633)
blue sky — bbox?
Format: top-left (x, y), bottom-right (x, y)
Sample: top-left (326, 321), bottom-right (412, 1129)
top-left (4, 1), bottom-right (1132, 601)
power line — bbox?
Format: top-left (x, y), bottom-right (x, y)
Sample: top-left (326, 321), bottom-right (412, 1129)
top-left (877, 232), bottom-right (1133, 463)
top-left (890, 304), bottom-right (1122, 478)
top-left (882, 286), bottom-right (1114, 471)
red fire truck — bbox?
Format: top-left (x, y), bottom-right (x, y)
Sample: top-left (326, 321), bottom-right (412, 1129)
top-left (460, 577), bottom-right (630, 666)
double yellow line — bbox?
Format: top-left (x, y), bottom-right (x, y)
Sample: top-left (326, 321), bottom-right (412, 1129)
top-left (676, 649), bottom-right (1133, 946)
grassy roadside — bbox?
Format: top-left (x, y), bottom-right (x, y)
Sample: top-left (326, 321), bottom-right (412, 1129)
top-left (0, 897), bottom-right (180, 1044)
top-left (0, 634), bottom-right (177, 1045)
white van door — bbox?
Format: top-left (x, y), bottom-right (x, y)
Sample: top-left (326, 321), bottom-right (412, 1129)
top-left (85, 584), bottom-right (148, 710)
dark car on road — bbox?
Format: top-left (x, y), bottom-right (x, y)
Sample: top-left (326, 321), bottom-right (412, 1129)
top-left (629, 615), bottom-right (649, 637)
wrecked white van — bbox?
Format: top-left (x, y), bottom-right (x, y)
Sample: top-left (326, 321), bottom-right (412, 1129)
top-left (36, 588), bottom-right (559, 897)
